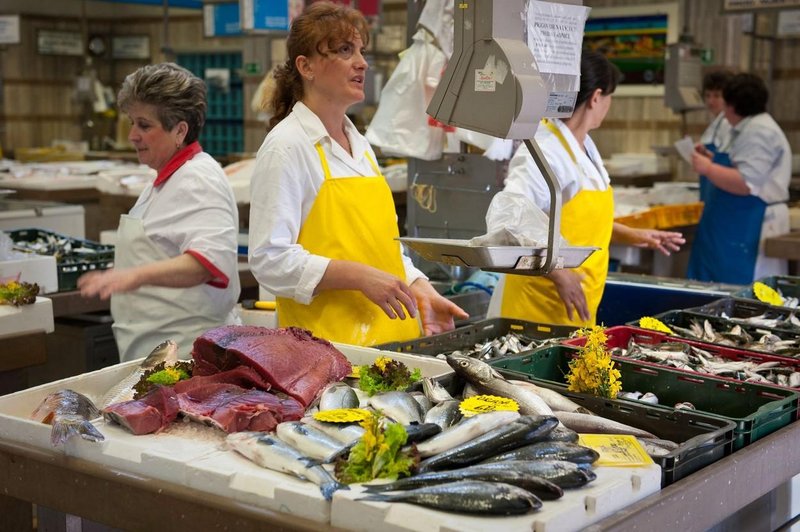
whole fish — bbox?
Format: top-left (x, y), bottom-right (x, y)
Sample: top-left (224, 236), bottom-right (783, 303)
top-left (422, 377), bottom-right (455, 404)
top-left (446, 354), bottom-right (554, 417)
top-left (410, 392), bottom-right (432, 417)
top-left (364, 463), bottom-right (564, 500)
top-left (424, 400), bottom-right (462, 429)
top-left (508, 380), bottom-right (594, 415)
top-left (100, 340), bottom-right (178, 408)
top-left (276, 421), bottom-right (350, 463)
top-left (319, 382), bottom-right (359, 411)
top-left (416, 410), bottom-right (520, 458)
top-left (226, 432), bottom-right (347, 500)
top-left (554, 411), bottom-right (656, 439)
top-left (31, 389), bottom-right (105, 447)
top-left (484, 441), bottom-right (599, 465)
top-left (418, 415), bottom-right (559, 472)
top-left (358, 480), bottom-right (541, 515)
top-left (404, 423), bottom-right (442, 444)
top-left (470, 460), bottom-right (596, 489)
top-left (302, 417), bottom-right (365, 447)
top-left (368, 391), bottom-right (422, 425)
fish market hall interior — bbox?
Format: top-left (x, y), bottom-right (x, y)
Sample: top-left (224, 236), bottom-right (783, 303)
top-left (3, 0), bottom-right (800, 530)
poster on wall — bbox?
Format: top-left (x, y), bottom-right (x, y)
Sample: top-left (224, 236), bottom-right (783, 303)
top-left (37, 30), bottom-right (83, 56)
top-left (0, 15), bottom-right (20, 45)
top-left (204, 2), bottom-right (242, 37)
top-left (583, 3), bottom-right (679, 96)
top-left (112, 36), bottom-right (151, 59)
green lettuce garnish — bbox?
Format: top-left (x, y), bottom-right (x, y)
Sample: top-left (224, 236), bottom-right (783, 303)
top-left (335, 414), bottom-right (418, 484)
top-left (358, 356), bottom-right (422, 396)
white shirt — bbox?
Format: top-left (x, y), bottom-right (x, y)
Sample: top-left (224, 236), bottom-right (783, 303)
top-left (699, 112), bottom-right (731, 149)
top-left (129, 150), bottom-right (240, 304)
top-left (504, 119), bottom-right (610, 212)
top-left (727, 113), bottom-right (791, 204)
top-left (249, 102), bottom-right (426, 304)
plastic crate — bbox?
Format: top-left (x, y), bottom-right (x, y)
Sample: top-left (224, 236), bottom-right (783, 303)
top-left (375, 317), bottom-right (576, 358)
top-left (614, 209), bottom-right (659, 229)
top-left (685, 297), bottom-right (800, 333)
top-left (7, 229), bottom-right (114, 292)
top-left (564, 325), bottom-right (800, 389)
top-left (734, 276), bottom-right (800, 311)
top-left (633, 310), bottom-right (800, 359)
top-left (652, 202), bottom-right (704, 229)
top-left (490, 345), bottom-right (799, 450)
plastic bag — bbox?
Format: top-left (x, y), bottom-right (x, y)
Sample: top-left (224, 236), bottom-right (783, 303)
top-left (469, 191), bottom-right (568, 247)
top-left (365, 30), bottom-right (447, 160)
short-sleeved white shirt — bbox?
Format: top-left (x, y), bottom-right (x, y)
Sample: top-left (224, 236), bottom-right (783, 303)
top-left (699, 112), bottom-right (732, 149)
top-left (504, 118), bottom-right (610, 212)
top-left (129, 149), bottom-right (241, 307)
top-left (248, 102), bottom-right (425, 304)
top-left (726, 113), bottom-right (791, 204)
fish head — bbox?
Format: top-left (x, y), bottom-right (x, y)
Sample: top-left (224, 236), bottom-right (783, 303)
top-left (445, 354), bottom-right (504, 385)
top-left (141, 340), bottom-right (179, 369)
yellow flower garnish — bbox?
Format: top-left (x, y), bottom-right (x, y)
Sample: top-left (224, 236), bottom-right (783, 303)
top-left (566, 326), bottom-right (622, 399)
top-left (753, 281), bottom-right (784, 306)
top-left (638, 316), bottom-right (674, 335)
top-left (374, 356), bottom-right (392, 372)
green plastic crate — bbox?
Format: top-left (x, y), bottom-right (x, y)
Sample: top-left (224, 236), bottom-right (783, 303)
top-left (734, 276), bottom-right (800, 311)
top-left (490, 345), bottom-right (799, 450)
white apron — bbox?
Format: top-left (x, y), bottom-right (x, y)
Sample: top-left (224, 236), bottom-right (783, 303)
top-left (110, 214), bottom-right (239, 362)
top-left (754, 203), bottom-right (790, 279)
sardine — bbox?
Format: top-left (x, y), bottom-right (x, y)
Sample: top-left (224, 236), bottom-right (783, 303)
top-left (446, 355), bottom-right (555, 417)
top-left (319, 382), bottom-right (359, 411)
top-left (554, 411), bottom-right (656, 439)
top-left (484, 441), bottom-right (599, 465)
top-left (31, 389), bottom-right (104, 447)
top-left (100, 340), bottom-right (178, 408)
top-left (358, 480), bottom-right (541, 515)
top-left (276, 421), bottom-right (350, 463)
top-left (418, 415), bottom-right (559, 472)
top-left (416, 410), bottom-right (520, 457)
top-left (508, 380), bottom-right (594, 414)
top-left (469, 460), bottom-right (596, 489)
top-left (368, 391), bottom-right (422, 425)
top-left (363, 463), bottom-right (564, 500)
top-left (226, 432), bottom-right (347, 500)
top-left (302, 417), bottom-right (365, 447)
top-left (422, 377), bottom-right (454, 404)
top-left (424, 400), bottom-right (463, 430)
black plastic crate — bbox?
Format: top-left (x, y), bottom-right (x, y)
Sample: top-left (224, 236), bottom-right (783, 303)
top-left (7, 228), bottom-right (114, 292)
top-left (490, 345), bottom-right (799, 450)
top-left (375, 317), bottom-right (576, 358)
top-left (684, 297), bottom-right (800, 333)
top-left (431, 370), bottom-right (735, 487)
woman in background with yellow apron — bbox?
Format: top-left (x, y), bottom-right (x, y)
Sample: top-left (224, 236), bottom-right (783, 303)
top-left (248, 2), bottom-right (467, 346)
top-left (488, 52), bottom-right (685, 327)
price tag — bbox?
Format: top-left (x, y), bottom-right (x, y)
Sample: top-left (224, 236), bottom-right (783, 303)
top-left (459, 395), bottom-right (519, 417)
top-left (753, 282), bottom-right (784, 306)
top-left (313, 408), bottom-right (372, 423)
top-left (638, 316), bottom-right (674, 335)
top-left (578, 434), bottom-right (654, 467)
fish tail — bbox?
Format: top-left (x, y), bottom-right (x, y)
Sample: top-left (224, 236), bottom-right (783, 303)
top-left (320, 479), bottom-right (349, 501)
top-left (362, 483), bottom-right (395, 493)
top-left (356, 493), bottom-right (394, 503)
top-left (51, 417), bottom-right (104, 446)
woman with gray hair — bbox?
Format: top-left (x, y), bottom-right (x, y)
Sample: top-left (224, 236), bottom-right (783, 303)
top-left (78, 63), bottom-right (241, 362)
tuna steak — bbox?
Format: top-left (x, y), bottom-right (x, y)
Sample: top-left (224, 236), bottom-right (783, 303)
top-left (192, 326), bottom-right (352, 407)
top-left (102, 386), bottom-right (179, 435)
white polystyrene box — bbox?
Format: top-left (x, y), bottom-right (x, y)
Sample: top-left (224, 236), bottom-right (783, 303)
top-left (0, 296), bottom-right (54, 338)
top-left (331, 463), bottom-right (662, 532)
top-left (0, 253), bottom-right (58, 293)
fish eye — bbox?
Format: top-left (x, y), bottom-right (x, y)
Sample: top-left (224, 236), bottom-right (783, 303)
top-left (460, 361), bottom-right (468, 367)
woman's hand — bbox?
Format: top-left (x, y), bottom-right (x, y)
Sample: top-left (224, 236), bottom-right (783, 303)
top-left (547, 269), bottom-right (589, 322)
top-left (319, 260), bottom-right (418, 320)
top-left (410, 279), bottom-right (469, 335)
top-left (78, 268), bottom-right (141, 300)
top-left (613, 223), bottom-right (685, 256)
top-left (691, 150), bottom-right (713, 175)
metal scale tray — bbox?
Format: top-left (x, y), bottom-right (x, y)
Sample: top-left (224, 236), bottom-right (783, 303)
top-left (400, 237), bottom-right (597, 274)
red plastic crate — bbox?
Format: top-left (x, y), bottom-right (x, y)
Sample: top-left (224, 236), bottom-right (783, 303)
top-left (562, 325), bottom-right (800, 391)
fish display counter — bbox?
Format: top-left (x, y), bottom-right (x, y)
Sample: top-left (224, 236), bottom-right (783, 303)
top-left (0, 338), bottom-right (664, 532)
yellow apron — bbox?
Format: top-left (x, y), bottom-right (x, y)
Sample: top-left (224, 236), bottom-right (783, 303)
top-left (501, 120), bottom-right (614, 327)
top-left (276, 143), bottom-right (421, 346)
